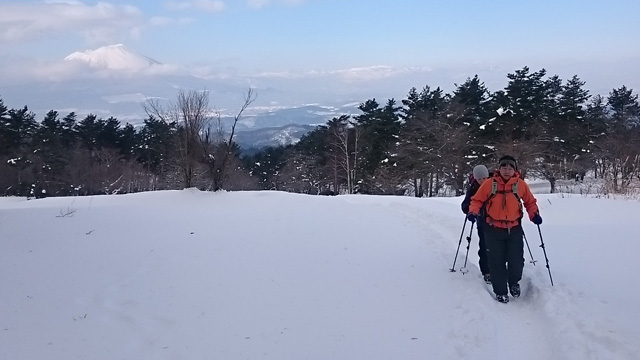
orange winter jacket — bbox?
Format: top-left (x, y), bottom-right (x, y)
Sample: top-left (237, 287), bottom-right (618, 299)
top-left (468, 172), bottom-right (539, 229)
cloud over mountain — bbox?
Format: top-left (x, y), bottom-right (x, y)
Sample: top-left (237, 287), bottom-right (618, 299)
top-left (4, 41), bottom-right (635, 134)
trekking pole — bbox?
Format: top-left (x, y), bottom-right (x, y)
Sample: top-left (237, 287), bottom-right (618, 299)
top-left (522, 231), bottom-right (537, 265)
top-left (449, 217), bottom-right (468, 272)
top-left (537, 224), bottom-right (554, 286)
top-left (460, 222), bottom-right (475, 274)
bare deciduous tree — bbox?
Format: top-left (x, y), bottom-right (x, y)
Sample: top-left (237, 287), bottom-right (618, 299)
top-left (203, 88), bottom-right (256, 191)
top-left (144, 89), bottom-right (212, 188)
top-left (327, 115), bottom-right (361, 194)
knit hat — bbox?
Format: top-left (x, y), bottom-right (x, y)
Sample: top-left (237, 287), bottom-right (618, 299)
top-left (498, 155), bottom-right (517, 170)
top-left (472, 165), bottom-right (489, 179)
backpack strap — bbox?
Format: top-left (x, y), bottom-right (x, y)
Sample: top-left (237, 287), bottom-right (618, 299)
top-left (512, 179), bottom-right (523, 221)
top-left (477, 179), bottom-right (498, 224)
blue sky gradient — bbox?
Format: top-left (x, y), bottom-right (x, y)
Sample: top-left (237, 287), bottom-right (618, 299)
top-left (1, 0), bottom-right (639, 118)
top-left (4, 0), bottom-right (639, 69)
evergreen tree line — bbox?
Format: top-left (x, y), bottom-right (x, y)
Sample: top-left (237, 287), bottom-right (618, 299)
top-left (1, 66), bottom-right (639, 198)
top-left (0, 88), bottom-right (258, 197)
top-left (245, 66), bottom-right (640, 196)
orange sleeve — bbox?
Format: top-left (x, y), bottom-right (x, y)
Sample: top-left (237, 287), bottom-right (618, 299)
top-left (468, 179), bottom-right (492, 215)
top-left (518, 180), bottom-right (540, 220)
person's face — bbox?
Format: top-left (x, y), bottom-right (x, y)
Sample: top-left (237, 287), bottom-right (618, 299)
top-left (499, 163), bottom-right (515, 178)
top-left (476, 176), bottom-right (488, 185)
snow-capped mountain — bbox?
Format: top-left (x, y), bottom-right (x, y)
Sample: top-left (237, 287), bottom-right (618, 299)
top-left (11, 45), bottom-right (363, 152)
top-left (64, 44), bottom-right (161, 71)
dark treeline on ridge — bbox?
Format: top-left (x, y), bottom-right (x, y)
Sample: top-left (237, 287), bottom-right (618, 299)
top-left (1, 66), bottom-right (639, 198)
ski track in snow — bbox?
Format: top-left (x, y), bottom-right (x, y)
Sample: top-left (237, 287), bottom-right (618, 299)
top-left (373, 198), bottom-right (560, 359)
top-left (375, 196), bottom-right (637, 360)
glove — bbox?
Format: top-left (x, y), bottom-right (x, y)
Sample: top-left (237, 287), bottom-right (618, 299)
top-left (532, 214), bottom-right (543, 225)
top-left (467, 213), bottom-right (477, 223)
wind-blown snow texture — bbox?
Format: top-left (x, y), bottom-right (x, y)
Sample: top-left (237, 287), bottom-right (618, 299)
top-left (1, 190), bottom-right (638, 359)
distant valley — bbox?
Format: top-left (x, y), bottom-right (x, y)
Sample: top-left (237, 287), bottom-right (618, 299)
top-left (219, 103), bottom-right (359, 151)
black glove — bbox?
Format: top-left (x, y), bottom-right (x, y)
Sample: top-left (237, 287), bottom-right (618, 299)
top-left (467, 213), bottom-right (477, 223)
top-left (532, 214), bottom-right (542, 225)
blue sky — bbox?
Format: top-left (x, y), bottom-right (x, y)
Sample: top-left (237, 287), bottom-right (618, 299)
top-left (8, 0), bottom-right (638, 68)
top-left (1, 0), bottom-right (639, 118)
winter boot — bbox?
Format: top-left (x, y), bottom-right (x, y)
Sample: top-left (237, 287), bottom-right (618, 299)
top-left (495, 294), bottom-right (509, 303)
top-left (509, 283), bottom-right (521, 298)
top-left (483, 274), bottom-right (491, 284)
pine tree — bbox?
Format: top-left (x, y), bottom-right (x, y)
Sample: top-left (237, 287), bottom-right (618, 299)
top-left (556, 75), bottom-right (591, 173)
top-left (490, 67), bottom-right (552, 143)
top-left (604, 86), bottom-right (640, 191)
top-left (396, 86), bottom-right (449, 196)
top-left (31, 110), bottom-right (70, 196)
top-left (451, 75), bottom-right (493, 171)
top-left (530, 75), bottom-right (590, 192)
top-left (60, 112), bottom-right (78, 149)
top-left (2, 106), bottom-right (38, 195)
top-left (584, 95), bottom-right (609, 178)
top-left (98, 116), bottom-right (121, 149)
top-left (243, 145), bottom-right (289, 190)
top-left (75, 114), bottom-right (102, 159)
top-left (353, 98), bottom-right (401, 192)
top-left (0, 97), bottom-right (12, 155)
top-left (136, 116), bottom-right (177, 174)
top-left (608, 86), bottom-right (640, 128)
top-left (118, 123), bottom-right (137, 160)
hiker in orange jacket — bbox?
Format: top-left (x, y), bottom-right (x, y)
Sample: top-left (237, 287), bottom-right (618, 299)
top-left (466, 155), bottom-right (542, 303)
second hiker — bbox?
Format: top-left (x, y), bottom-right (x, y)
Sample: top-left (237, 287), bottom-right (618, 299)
top-left (461, 164), bottom-right (491, 284)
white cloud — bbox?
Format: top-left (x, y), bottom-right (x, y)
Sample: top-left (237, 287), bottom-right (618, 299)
top-left (1, 58), bottom-right (95, 83)
top-left (150, 16), bottom-right (195, 28)
top-left (165, 0), bottom-right (226, 13)
top-left (329, 66), bottom-right (433, 82)
top-left (149, 16), bottom-right (174, 26)
top-left (0, 1), bottom-right (144, 44)
top-left (0, 57), bottom-right (184, 85)
top-left (246, 0), bottom-right (270, 8)
top-left (246, 0), bottom-right (307, 9)
top-left (252, 71), bottom-right (304, 79)
top-left (253, 66), bottom-right (433, 83)
top-left (102, 93), bottom-right (149, 104)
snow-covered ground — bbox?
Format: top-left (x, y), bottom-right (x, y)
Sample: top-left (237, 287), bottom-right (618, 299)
top-left (1, 189), bottom-right (638, 360)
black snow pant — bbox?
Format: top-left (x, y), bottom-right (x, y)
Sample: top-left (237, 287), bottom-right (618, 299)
top-left (484, 224), bottom-right (525, 296)
top-left (477, 224), bottom-right (490, 275)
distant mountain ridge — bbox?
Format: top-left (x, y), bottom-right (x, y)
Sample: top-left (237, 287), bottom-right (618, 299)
top-left (210, 103), bottom-right (358, 151)
top-left (235, 103), bottom-right (359, 130)
top-left (233, 124), bottom-right (317, 152)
